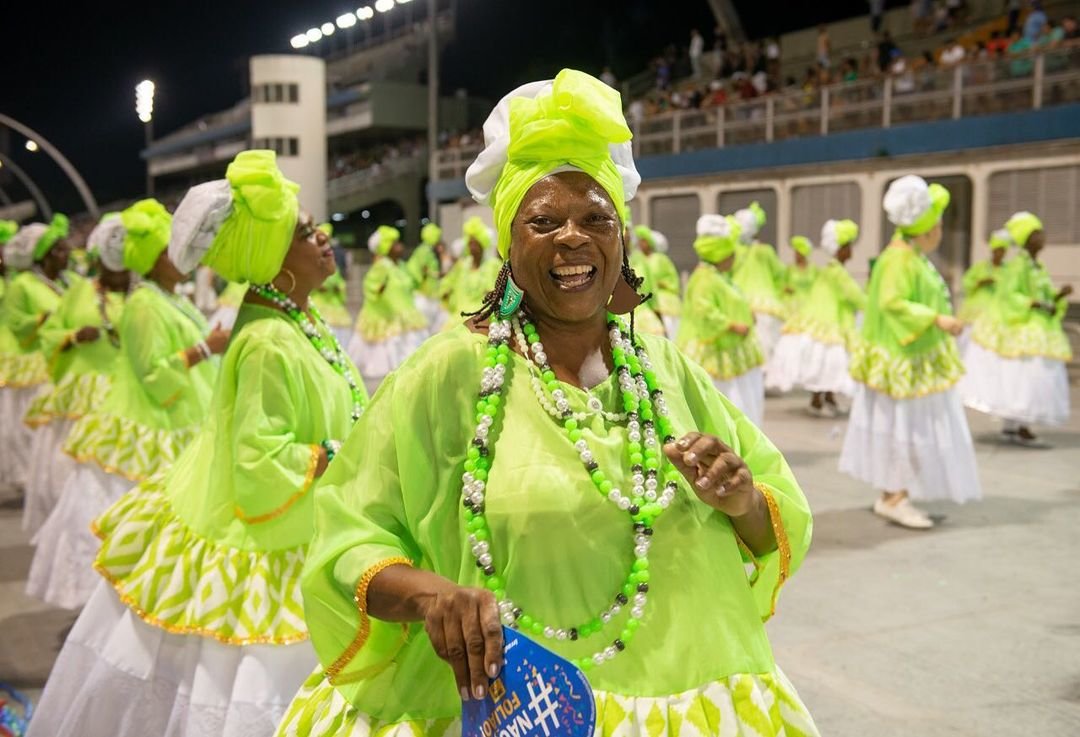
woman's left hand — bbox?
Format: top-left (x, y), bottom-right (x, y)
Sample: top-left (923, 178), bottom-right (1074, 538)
top-left (663, 432), bottom-right (759, 517)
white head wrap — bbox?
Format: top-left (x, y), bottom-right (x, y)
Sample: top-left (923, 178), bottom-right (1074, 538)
top-left (367, 230), bottom-right (382, 254)
top-left (650, 230), bottom-right (669, 253)
top-left (883, 175), bottom-right (932, 228)
top-left (87, 218), bottom-right (128, 272)
top-left (5, 226), bottom-right (42, 271)
top-left (449, 236), bottom-right (466, 259)
top-left (168, 180), bottom-right (234, 276)
top-left (820, 219), bottom-right (841, 257)
top-left (696, 213), bottom-right (735, 239)
top-left (733, 208), bottom-right (759, 243)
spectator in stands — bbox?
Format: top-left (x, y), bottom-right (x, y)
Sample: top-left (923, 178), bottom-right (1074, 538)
top-left (816, 24), bottom-right (831, 68)
top-left (946, 0), bottom-right (967, 25)
top-left (1063, 15), bottom-right (1079, 40)
top-left (940, 37), bottom-right (967, 65)
top-left (841, 57), bottom-right (860, 83)
top-left (1024, 1), bottom-right (1048, 42)
top-left (655, 56), bottom-right (672, 91)
top-left (878, 30), bottom-right (899, 71)
top-left (627, 97), bottom-right (645, 129)
top-left (690, 29), bottom-right (705, 78)
top-left (600, 66), bottom-right (617, 88)
top-left (703, 79), bottom-right (728, 107)
top-left (1006, 0), bottom-right (1022, 36)
top-left (1008, 27), bottom-right (1035, 76)
top-left (890, 49), bottom-right (917, 93)
top-left (933, 2), bottom-right (951, 32)
top-left (1039, 18), bottom-right (1066, 47)
top-left (869, 0), bottom-right (886, 32)
top-left (986, 30), bottom-right (1010, 56)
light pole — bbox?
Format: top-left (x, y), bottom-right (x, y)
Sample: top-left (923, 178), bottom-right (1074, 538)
top-left (136, 79), bottom-right (155, 197)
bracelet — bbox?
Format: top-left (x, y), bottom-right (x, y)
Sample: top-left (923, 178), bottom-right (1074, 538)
top-left (321, 439), bottom-right (342, 462)
top-left (196, 340), bottom-right (211, 361)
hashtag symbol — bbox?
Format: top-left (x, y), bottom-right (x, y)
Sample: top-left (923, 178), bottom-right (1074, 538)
top-left (526, 673), bottom-right (560, 737)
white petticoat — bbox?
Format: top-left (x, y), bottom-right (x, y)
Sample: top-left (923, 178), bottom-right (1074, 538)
top-left (713, 368), bottom-right (764, 427)
top-left (753, 313), bottom-right (784, 361)
top-left (22, 418), bottom-right (76, 535)
top-left (839, 384), bottom-right (982, 503)
top-left (26, 463), bottom-right (132, 609)
top-left (662, 315), bottom-right (680, 340)
top-left (27, 581), bottom-right (317, 737)
top-left (765, 333), bottom-right (856, 396)
top-left (208, 304), bottom-right (240, 331)
top-left (958, 341), bottom-right (1070, 426)
top-left (414, 294), bottom-right (448, 335)
top-left (0, 386), bottom-right (37, 487)
top-left (346, 329), bottom-right (427, 382)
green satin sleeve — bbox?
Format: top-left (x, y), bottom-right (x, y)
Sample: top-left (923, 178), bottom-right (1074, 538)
top-left (835, 265), bottom-right (867, 312)
top-left (5, 275), bottom-right (48, 350)
top-left (120, 297), bottom-right (195, 407)
top-left (686, 270), bottom-right (732, 339)
top-left (362, 259), bottom-right (392, 301)
top-left (877, 253), bottom-right (940, 346)
top-left (961, 260), bottom-right (992, 297)
top-left (231, 339), bottom-right (322, 525)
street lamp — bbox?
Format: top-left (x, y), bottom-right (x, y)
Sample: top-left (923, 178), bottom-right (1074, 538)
top-left (375, 0), bottom-right (394, 13)
top-left (135, 79), bottom-right (155, 196)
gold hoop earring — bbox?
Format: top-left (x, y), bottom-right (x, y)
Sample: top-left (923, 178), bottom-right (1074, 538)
top-left (276, 268), bottom-right (297, 295)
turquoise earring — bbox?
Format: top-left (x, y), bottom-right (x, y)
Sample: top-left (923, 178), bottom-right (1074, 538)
top-left (498, 263), bottom-right (525, 318)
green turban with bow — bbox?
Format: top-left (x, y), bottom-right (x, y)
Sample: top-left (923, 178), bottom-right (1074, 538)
top-left (0, 220), bottom-right (18, 245)
top-left (790, 236), bottom-right (812, 257)
top-left (421, 222), bottom-right (442, 247)
top-left (121, 199), bottom-right (173, 276)
top-left (1004, 211), bottom-right (1042, 248)
top-left (32, 213), bottom-right (70, 261)
top-left (465, 69), bottom-right (641, 260)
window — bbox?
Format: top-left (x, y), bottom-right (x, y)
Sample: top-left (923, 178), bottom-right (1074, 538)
top-left (649, 194), bottom-right (701, 273)
top-left (989, 165), bottom-right (1080, 243)
top-left (254, 83), bottom-right (300, 105)
top-left (717, 188), bottom-right (778, 247)
top-left (252, 137), bottom-right (300, 157)
top-left (790, 182), bottom-right (861, 242)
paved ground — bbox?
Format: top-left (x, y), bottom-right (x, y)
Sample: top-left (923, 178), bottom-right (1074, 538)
top-left (1, 389), bottom-right (1078, 735)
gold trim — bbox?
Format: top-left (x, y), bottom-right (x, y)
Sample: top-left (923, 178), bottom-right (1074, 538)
top-left (758, 483), bottom-right (791, 620)
top-left (93, 560), bottom-right (310, 646)
top-left (970, 332), bottom-right (1072, 362)
top-left (178, 348), bottom-right (192, 369)
top-left (325, 556), bottom-right (413, 685)
top-left (235, 445), bottom-right (320, 525)
top-left (63, 448), bottom-right (152, 483)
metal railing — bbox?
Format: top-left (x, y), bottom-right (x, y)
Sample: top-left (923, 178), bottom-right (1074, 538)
top-left (630, 47), bottom-right (1080, 157)
top-left (434, 143), bottom-right (483, 180)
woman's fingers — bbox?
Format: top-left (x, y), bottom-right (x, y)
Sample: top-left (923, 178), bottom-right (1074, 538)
top-left (478, 594), bottom-right (505, 681)
top-left (461, 593), bottom-right (500, 700)
top-left (441, 613), bottom-right (472, 700)
top-left (696, 452), bottom-right (740, 492)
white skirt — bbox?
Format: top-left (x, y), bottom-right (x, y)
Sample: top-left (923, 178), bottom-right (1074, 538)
top-left (0, 385), bottom-right (38, 487)
top-left (766, 333), bottom-right (857, 396)
top-left (839, 384), bottom-right (982, 503)
top-left (414, 294), bottom-right (448, 335)
top-left (22, 418), bottom-right (76, 535)
top-left (26, 463), bottom-right (132, 610)
top-left (330, 326), bottom-right (353, 350)
top-left (346, 328), bottom-right (427, 383)
top-left (713, 367), bottom-right (765, 427)
top-left (958, 341), bottom-right (1070, 426)
top-left (27, 581), bottom-right (317, 737)
top-left (753, 313), bottom-right (784, 361)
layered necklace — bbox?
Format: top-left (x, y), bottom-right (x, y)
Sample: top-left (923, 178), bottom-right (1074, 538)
top-left (250, 283), bottom-right (367, 423)
top-left (463, 313), bottom-right (680, 671)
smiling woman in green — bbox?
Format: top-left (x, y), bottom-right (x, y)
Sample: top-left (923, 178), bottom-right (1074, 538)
top-left (30, 150), bottom-right (369, 737)
top-left (277, 69), bottom-right (816, 737)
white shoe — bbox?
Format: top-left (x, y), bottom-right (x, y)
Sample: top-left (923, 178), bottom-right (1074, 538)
top-left (821, 402), bottom-right (840, 419)
top-left (873, 497), bottom-right (934, 529)
top-left (808, 405), bottom-right (828, 418)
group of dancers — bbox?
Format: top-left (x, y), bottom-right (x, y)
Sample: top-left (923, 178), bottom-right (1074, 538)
top-left (0, 67), bottom-right (1072, 737)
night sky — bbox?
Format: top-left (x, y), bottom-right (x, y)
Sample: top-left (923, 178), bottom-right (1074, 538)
top-left (3, 0), bottom-right (873, 215)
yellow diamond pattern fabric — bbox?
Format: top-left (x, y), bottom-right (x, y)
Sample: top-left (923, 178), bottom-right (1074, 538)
top-left (24, 371), bottom-right (111, 427)
top-left (848, 335), bottom-right (964, 399)
top-left (62, 411), bottom-right (198, 482)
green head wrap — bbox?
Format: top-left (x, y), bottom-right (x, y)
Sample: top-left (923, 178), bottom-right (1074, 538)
top-left (32, 213), bottom-right (70, 261)
top-left (693, 214), bottom-right (741, 264)
top-left (318, 223), bottom-right (333, 237)
top-left (749, 202), bottom-right (766, 229)
top-left (835, 219), bottom-right (859, 247)
top-left (421, 222), bottom-right (442, 247)
top-left (370, 225), bottom-right (401, 257)
top-left (462, 216), bottom-right (492, 250)
top-left (790, 235), bottom-right (812, 257)
top-left (0, 220), bottom-right (18, 245)
top-left (466, 69), bottom-right (639, 259)
top-left (1004, 211), bottom-right (1042, 248)
top-left (988, 229), bottom-right (1012, 250)
top-left (204, 150), bottom-right (300, 283)
top-left (121, 199), bottom-right (173, 276)
top-left (633, 225), bottom-right (656, 250)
